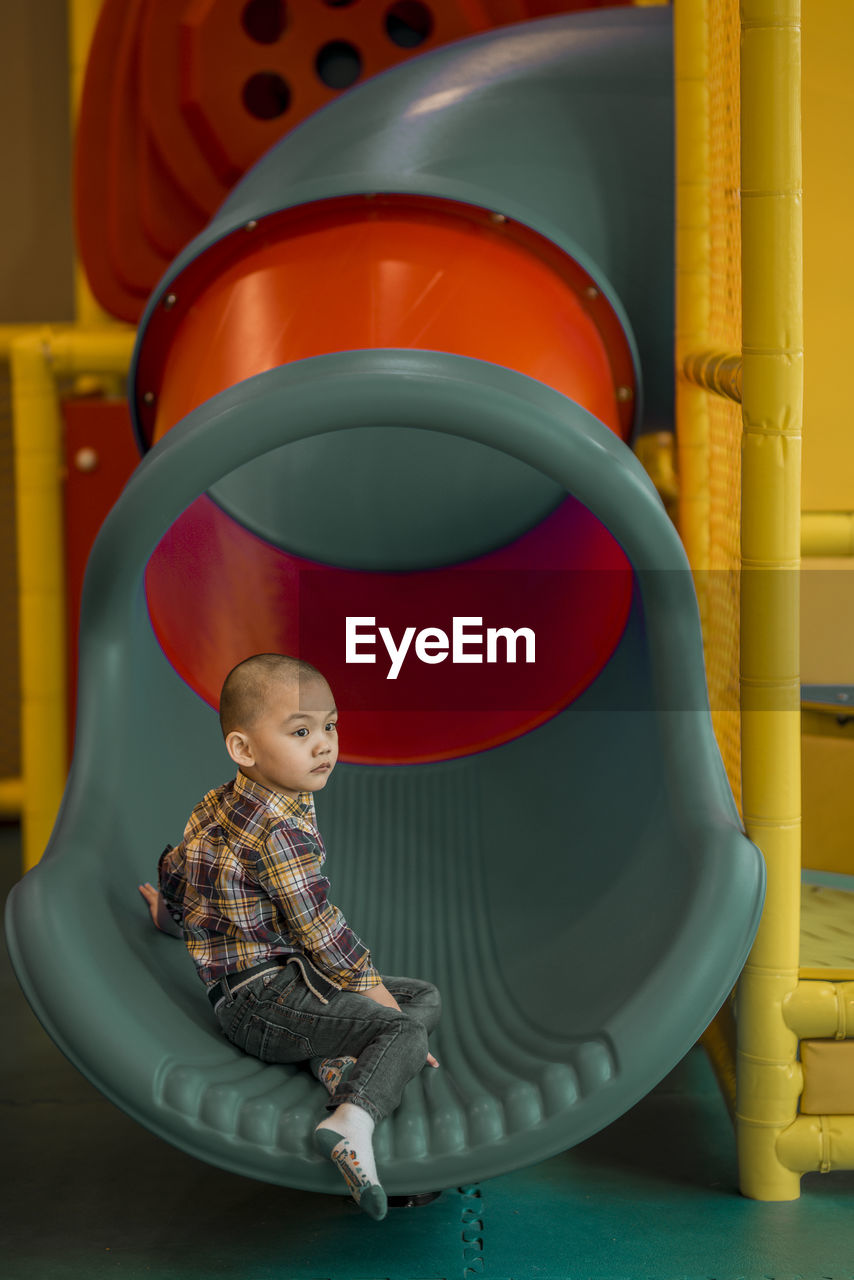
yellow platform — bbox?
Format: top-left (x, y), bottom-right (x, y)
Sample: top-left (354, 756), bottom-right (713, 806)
top-left (800, 883), bottom-right (854, 979)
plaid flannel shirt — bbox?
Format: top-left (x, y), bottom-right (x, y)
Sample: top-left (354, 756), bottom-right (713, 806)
top-left (158, 771), bottom-right (381, 991)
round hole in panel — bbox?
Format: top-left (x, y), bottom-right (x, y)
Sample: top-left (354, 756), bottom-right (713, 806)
top-left (385, 1), bottom-right (433, 49)
top-left (242, 71), bottom-right (292, 119)
top-left (241, 0), bottom-right (287, 44)
top-left (315, 40), bottom-right (362, 90)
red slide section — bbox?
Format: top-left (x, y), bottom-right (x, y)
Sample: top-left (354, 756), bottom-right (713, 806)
top-left (146, 493), bottom-right (633, 764)
top-left (136, 196), bottom-right (635, 445)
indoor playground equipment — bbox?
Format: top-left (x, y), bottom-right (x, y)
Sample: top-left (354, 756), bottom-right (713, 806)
top-left (9, 0), bottom-right (845, 1207)
top-left (5, 5), bottom-right (767, 1196)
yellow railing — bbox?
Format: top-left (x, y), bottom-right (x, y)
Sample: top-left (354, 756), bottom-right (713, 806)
top-left (735, 0), bottom-right (804, 1201)
top-left (675, 0), bottom-right (829, 1200)
top-left (10, 326), bottom-right (134, 871)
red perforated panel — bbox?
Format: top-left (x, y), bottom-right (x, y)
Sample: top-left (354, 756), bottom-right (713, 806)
top-left (75, 0), bottom-right (630, 320)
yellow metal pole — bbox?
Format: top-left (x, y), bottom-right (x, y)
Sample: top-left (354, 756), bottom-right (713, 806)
top-left (0, 324), bottom-right (75, 361)
top-left (11, 333), bottom-right (69, 872)
top-left (10, 327), bottom-right (135, 870)
top-left (51, 328), bottom-right (135, 378)
top-left (674, 0), bottom-right (712, 578)
top-left (736, 0), bottom-right (804, 1200)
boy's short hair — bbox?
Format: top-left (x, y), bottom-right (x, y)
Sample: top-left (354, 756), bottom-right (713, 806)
top-left (219, 653), bottom-right (325, 738)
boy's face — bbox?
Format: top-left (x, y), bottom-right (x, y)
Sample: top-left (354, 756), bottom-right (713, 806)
top-left (227, 675), bottom-right (339, 799)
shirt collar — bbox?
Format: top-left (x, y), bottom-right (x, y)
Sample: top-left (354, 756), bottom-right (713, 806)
top-left (234, 771), bottom-right (316, 826)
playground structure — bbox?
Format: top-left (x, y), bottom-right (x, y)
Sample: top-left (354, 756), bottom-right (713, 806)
top-left (4, 0), bottom-right (854, 1204)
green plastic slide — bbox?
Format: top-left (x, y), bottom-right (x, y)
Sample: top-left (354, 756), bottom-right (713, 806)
top-left (6, 352), bottom-right (764, 1193)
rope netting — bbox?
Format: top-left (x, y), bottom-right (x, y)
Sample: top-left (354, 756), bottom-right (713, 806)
top-left (681, 0), bottom-right (743, 810)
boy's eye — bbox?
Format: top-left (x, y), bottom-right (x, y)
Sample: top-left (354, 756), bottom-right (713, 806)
top-left (326, 721), bottom-right (338, 732)
top-left (293, 727), bottom-right (309, 738)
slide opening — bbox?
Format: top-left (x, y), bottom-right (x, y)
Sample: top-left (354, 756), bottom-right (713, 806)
top-left (144, 434), bottom-right (635, 765)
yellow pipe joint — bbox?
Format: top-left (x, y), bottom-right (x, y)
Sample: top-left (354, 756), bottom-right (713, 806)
top-left (784, 981), bottom-right (854, 1040)
top-left (777, 1115), bottom-right (854, 1176)
top-left (682, 349), bottom-right (742, 403)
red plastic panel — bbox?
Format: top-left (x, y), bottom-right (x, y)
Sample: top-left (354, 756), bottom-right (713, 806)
top-left (145, 491), bottom-right (633, 764)
top-left (179, 0), bottom-right (480, 187)
top-left (62, 399), bottom-right (141, 740)
top-left (75, 0), bottom-right (630, 321)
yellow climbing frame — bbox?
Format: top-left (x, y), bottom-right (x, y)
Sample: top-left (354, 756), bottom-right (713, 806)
top-left (676, 0), bottom-right (854, 1198)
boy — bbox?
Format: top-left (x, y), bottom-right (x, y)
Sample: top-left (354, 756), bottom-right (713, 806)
top-left (138, 653), bottom-right (441, 1221)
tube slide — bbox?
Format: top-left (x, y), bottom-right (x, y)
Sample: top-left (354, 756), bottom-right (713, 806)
top-left (6, 8), bottom-right (764, 1195)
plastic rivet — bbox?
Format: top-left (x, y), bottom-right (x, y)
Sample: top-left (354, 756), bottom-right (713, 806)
top-left (142, 391), bottom-right (155, 406)
top-left (245, 219), bottom-right (258, 230)
top-left (74, 447), bottom-right (99, 473)
top-left (163, 293), bottom-right (177, 310)
top-left (585, 285), bottom-right (600, 300)
top-left (489, 212), bottom-right (507, 223)
top-left (616, 386), bottom-right (633, 402)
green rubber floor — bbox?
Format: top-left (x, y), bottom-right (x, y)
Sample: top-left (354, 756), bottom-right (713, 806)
top-left (4, 824), bottom-right (854, 1280)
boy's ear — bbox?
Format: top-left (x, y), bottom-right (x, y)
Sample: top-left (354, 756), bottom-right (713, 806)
top-left (226, 730), bottom-right (254, 768)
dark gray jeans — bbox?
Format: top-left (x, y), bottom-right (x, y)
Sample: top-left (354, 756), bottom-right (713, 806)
top-left (214, 965), bottom-right (441, 1124)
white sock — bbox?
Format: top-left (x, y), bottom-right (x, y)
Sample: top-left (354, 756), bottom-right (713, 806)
top-left (314, 1103), bottom-right (386, 1220)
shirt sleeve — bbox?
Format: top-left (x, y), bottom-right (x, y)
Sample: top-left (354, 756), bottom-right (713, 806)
top-left (255, 825), bottom-right (382, 992)
top-left (157, 844), bottom-right (188, 938)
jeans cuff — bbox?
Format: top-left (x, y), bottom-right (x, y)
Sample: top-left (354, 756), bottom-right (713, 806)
top-left (327, 1087), bottom-right (383, 1125)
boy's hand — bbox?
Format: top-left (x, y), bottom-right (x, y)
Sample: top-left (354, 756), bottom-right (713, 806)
top-left (363, 983), bottom-right (439, 1068)
top-left (138, 883), bottom-right (183, 937)
top-left (139, 882), bottom-right (162, 929)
